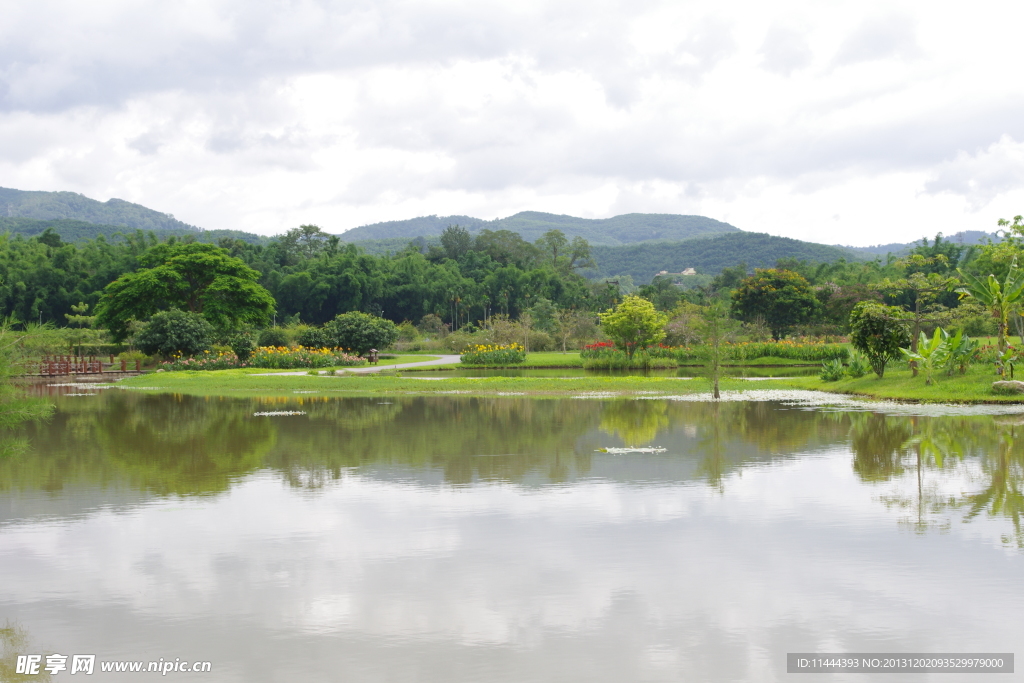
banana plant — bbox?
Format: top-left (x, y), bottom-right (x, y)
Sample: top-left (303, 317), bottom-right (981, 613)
top-left (999, 346), bottom-right (1020, 379)
top-left (900, 328), bottom-right (947, 385)
top-left (940, 328), bottom-right (979, 376)
top-left (956, 256), bottom-right (1024, 355)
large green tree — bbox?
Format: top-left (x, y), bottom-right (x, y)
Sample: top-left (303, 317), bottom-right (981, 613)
top-left (96, 242), bottom-right (275, 341)
top-left (323, 312), bottom-right (399, 355)
top-left (731, 268), bottom-right (819, 339)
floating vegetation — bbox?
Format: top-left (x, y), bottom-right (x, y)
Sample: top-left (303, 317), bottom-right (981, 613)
top-left (596, 447), bottom-right (668, 454)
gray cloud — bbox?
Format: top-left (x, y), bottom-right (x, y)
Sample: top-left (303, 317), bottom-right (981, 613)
top-left (832, 14), bottom-right (921, 66)
top-left (1, 0), bottom-right (1022, 241)
top-left (759, 26), bottom-right (812, 76)
top-left (0, 0), bottom-right (651, 113)
top-left (923, 136), bottom-right (1024, 209)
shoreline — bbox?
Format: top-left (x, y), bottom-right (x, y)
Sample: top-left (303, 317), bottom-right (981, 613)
top-left (107, 368), bottom-right (1024, 405)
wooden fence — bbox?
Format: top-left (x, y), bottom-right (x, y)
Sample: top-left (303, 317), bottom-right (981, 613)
top-left (36, 355), bottom-right (141, 376)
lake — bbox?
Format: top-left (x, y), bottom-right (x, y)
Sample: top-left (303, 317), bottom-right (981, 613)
top-left (1, 389), bottom-right (1021, 681)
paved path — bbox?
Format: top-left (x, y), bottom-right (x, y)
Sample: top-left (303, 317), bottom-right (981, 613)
top-left (252, 355), bottom-right (460, 376)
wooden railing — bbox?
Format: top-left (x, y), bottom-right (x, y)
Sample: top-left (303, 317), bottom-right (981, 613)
top-left (36, 355), bottom-right (141, 376)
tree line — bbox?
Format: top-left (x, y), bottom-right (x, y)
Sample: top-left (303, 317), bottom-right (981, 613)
top-left (1, 218), bottom-right (1020, 352)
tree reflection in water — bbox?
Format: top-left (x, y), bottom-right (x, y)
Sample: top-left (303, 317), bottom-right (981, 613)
top-left (851, 412), bottom-right (1024, 547)
top-left (3, 391), bottom-right (1024, 546)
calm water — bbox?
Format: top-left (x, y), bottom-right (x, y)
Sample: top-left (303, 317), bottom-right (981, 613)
top-left (1, 390), bottom-right (1022, 682)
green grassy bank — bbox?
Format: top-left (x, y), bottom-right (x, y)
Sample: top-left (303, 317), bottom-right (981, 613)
top-left (780, 364), bottom-right (1024, 404)
top-left (112, 359), bottom-right (1024, 404)
top-left (116, 369), bottom-right (747, 398)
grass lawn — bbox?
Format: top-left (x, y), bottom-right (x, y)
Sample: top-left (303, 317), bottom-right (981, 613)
top-left (117, 368), bottom-right (722, 398)
top-left (780, 364), bottom-right (1023, 403)
top-left (115, 350), bottom-right (1024, 404)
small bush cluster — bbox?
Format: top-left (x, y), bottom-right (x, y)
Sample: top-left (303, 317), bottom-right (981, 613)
top-left (581, 349), bottom-right (676, 370)
top-left (249, 346), bottom-right (366, 369)
top-left (672, 340), bottom-right (849, 363)
top-left (460, 343), bottom-right (526, 365)
top-left (162, 350), bottom-right (240, 371)
top-left (161, 346), bottom-right (366, 371)
top-left (582, 340), bottom-right (849, 364)
top-left (819, 352), bottom-right (874, 382)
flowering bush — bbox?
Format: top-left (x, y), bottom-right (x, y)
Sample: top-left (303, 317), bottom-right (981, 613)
top-left (460, 343), bottom-right (526, 365)
top-left (580, 341), bottom-right (616, 359)
top-left (249, 345), bottom-right (366, 369)
top-left (161, 346), bottom-right (366, 371)
top-left (162, 350), bottom-right (239, 371)
top-left (581, 339), bottom-right (849, 364)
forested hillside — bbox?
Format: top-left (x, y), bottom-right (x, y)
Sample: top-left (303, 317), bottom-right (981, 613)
top-left (0, 216), bottom-right (268, 245)
top-left (339, 211), bottom-right (739, 245)
top-left (0, 187), bottom-right (202, 233)
top-left (584, 233), bottom-right (865, 282)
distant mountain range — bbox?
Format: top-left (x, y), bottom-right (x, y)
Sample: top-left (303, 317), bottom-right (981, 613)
top-left (338, 211), bottom-right (741, 246)
top-left (0, 187), bottom-right (1000, 283)
top-left (584, 233), bottom-right (864, 282)
top-left (843, 230), bottom-right (996, 256)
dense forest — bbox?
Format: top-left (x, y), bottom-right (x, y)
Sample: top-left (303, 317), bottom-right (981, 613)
top-left (0, 187), bottom-right (1010, 345)
top-left (0, 215), bottom-right (999, 344)
top-left (0, 225), bottom-right (610, 328)
top-left (0, 216), bottom-right (268, 246)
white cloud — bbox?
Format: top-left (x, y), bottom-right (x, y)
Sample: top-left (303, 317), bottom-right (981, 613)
top-left (0, 0), bottom-right (1023, 244)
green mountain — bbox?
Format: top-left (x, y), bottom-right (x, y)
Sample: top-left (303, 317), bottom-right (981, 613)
top-left (0, 187), bottom-right (204, 233)
top-left (584, 233), bottom-right (865, 283)
top-left (841, 230), bottom-right (996, 256)
top-left (0, 216), bottom-right (268, 245)
top-left (339, 211), bottom-right (739, 246)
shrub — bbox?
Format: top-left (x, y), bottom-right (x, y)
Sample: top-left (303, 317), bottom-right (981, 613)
top-left (396, 320), bottom-right (419, 342)
top-left (460, 343), bottom-right (526, 365)
top-left (846, 353), bottom-right (869, 378)
top-left (417, 314), bottom-right (447, 337)
top-left (324, 312), bottom-right (399, 355)
top-left (296, 326), bottom-right (331, 349)
top-left (136, 309), bottom-right (213, 358)
top-left (819, 358), bottom-right (846, 382)
top-left (230, 332), bottom-right (258, 362)
top-left (582, 349), bottom-right (675, 370)
top-left (249, 346), bottom-right (366, 369)
top-left (162, 350), bottom-right (239, 371)
top-left (849, 302), bottom-right (911, 378)
top-left (161, 345), bottom-right (367, 371)
top-left (445, 329), bottom-right (487, 353)
top-left (258, 328), bottom-right (289, 348)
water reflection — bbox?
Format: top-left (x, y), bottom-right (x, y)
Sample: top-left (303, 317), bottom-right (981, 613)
top-left (1, 392), bottom-right (1023, 682)
top-left (5, 392), bottom-right (1023, 544)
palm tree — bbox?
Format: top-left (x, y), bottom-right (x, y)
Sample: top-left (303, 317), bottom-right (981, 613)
top-left (956, 256), bottom-right (1024, 354)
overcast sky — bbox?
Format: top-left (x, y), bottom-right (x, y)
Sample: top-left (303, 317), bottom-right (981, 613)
top-left (2, 0), bottom-right (1023, 245)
